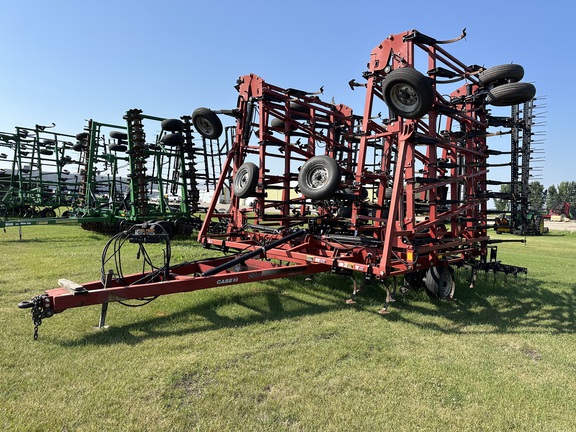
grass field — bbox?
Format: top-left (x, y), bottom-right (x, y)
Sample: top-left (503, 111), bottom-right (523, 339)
top-left (1, 225), bottom-right (575, 431)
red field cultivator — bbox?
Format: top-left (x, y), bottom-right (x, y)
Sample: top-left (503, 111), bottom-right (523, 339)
top-left (19, 29), bottom-right (533, 338)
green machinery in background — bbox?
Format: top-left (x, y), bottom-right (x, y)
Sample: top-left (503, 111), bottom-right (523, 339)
top-left (0, 125), bottom-right (81, 218)
top-left (0, 108), bottom-right (231, 235)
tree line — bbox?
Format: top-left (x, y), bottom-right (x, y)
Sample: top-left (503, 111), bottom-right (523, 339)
top-left (494, 181), bottom-right (576, 216)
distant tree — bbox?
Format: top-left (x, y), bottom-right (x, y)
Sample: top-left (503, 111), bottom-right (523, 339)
top-left (546, 184), bottom-right (558, 210)
top-left (528, 181), bottom-right (545, 211)
top-left (494, 181), bottom-right (575, 213)
top-left (557, 181), bottom-right (576, 204)
top-left (494, 184), bottom-right (511, 212)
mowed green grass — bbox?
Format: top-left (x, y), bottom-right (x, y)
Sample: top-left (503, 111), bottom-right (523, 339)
top-left (1, 226), bottom-right (575, 431)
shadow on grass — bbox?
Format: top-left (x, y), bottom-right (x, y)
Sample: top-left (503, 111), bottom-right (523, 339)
top-left (545, 231), bottom-right (576, 237)
top-left (383, 270), bottom-right (576, 335)
top-left (55, 270), bottom-right (576, 346)
top-left (56, 274), bottom-right (356, 347)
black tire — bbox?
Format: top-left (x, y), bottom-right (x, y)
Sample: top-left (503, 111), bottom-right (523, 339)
top-left (44, 208), bottom-right (56, 218)
top-left (154, 220), bottom-right (175, 239)
top-left (338, 206), bottom-right (352, 218)
top-left (108, 143), bottom-right (127, 152)
top-left (161, 118), bottom-right (184, 132)
top-left (233, 162), bottom-right (259, 198)
top-left (76, 132), bottom-right (89, 141)
top-left (270, 117), bottom-right (283, 129)
top-left (404, 270), bottom-right (425, 290)
top-left (424, 266), bottom-right (455, 300)
top-left (485, 82), bottom-right (536, 106)
top-left (192, 108), bottom-right (223, 139)
top-left (286, 102), bottom-right (310, 120)
top-left (338, 206), bottom-right (369, 218)
top-left (270, 117), bottom-right (289, 130)
top-left (39, 149), bottom-right (54, 156)
top-left (298, 155), bottom-right (340, 200)
top-left (478, 64), bottom-right (524, 87)
top-left (533, 215), bottom-right (544, 235)
top-left (174, 219), bottom-right (194, 237)
top-left (341, 187), bottom-right (369, 202)
top-left (161, 133), bottom-right (185, 146)
top-left (73, 142), bottom-right (86, 152)
top-left (270, 117), bottom-right (305, 134)
top-left (110, 131), bottom-right (128, 140)
top-left (382, 68), bottom-right (434, 119)
top-left (289, 101), bottom-right (309, 114)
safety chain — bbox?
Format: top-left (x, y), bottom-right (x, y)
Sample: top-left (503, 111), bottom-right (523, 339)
top-left (30, 295), bottom-right (44, 340)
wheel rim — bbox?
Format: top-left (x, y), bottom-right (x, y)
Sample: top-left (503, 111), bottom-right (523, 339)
top-left (196, 117), bottom-right (214, 136)
top-left (438, 271), bottom-right (455, 299)
top-left (389, 82), bottom-right (419, 112)
top-left (306, 164), bottom-right (329, 190)
top-left (237, 170), bottom-right (249, 189)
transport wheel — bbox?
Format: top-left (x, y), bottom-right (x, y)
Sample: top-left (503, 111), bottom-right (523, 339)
top-left (76, 132), bottom-right (89, 141)
top-left (161, 133), bottom-right (185, 146)
top-left (382, 68), bottom-right (434, 119)
top-left (338, 206), bottom-right (352, 218)
top-left (174, 218), bottom-right (195, 237)
top-left (39, 149), bottom-right (53, 155)
top-left (288, 101), bottom-right (309, 115)
top-left (161, 118), bottom-right (184, 132)
top-left (338, 206), bottom-right (369, 218)
top-left (270, 117), bottom-right (285, 129)
top-left (42, 208), bottom-right (56, 218)
top-left (270, 117), bottom-right (292, 129)
top-left (485, 82), bottom-right (536, 106)
top-left (108, 143), bottom-right (128, 152)
top-left (192, 108), bottom-right (223, 139)
top-left (298, 155), bottom-right (340, 200)
top-left (404, 270), bottom-right (425, 291)
top-left (341, 187), bottom-right (368, 202)
top-left (424, 266), bottom-right (455, 300)
top-left (533, 215), bottom-right (544, 235)
top-left (110, 131), bottom-right (128, 140)
top-left (155, 220), bottom-right (175, 239)
top-left (478, 64), bottom-right (524, 87)
top-left (233, 162), bottom-right (259, 198)
top-left (72, 142), bottom-right (86, 152)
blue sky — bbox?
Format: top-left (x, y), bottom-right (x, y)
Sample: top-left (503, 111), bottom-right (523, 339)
top-left (1, 0), bottom-right (572, 188)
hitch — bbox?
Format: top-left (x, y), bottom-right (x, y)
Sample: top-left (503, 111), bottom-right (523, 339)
top-left (18, 295), bottom-right (54, 340)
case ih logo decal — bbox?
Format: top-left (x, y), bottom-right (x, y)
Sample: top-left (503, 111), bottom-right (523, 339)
top-left (216, 277), bottom-right (239, 285)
